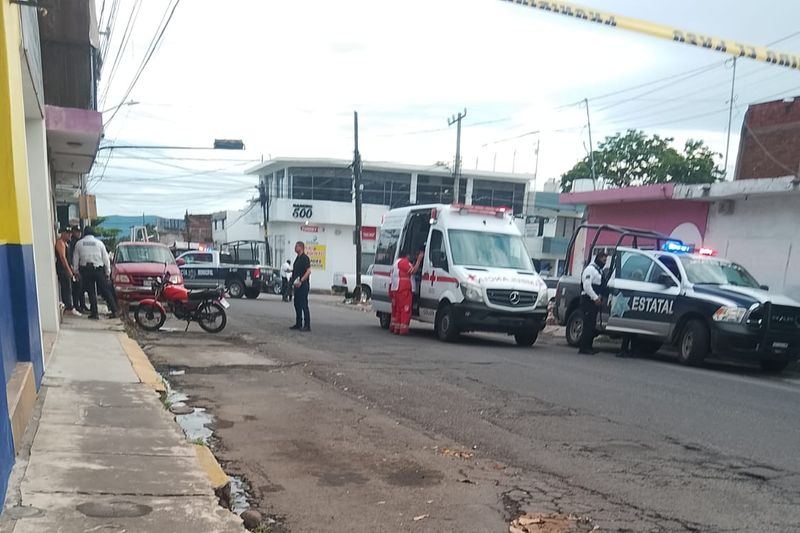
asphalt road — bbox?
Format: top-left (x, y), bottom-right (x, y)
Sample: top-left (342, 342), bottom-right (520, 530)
top-left (141, 295), bottom-right (800, 532)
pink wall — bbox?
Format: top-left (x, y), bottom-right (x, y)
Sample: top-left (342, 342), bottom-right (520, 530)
top-left (587, 200), bottom-right (710, 246)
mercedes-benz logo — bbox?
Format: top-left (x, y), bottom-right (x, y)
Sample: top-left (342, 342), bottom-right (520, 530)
top-left (509, 291), bottom-right (521, 305)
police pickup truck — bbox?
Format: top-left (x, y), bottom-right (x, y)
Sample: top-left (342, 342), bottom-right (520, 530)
top-left (555, 225), bottom-right (800, 373)
top-left (176, 249), bottom-right (262, 299)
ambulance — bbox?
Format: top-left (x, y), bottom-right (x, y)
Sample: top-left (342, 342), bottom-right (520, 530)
top-left (371, 204), bottom-right (549, 345)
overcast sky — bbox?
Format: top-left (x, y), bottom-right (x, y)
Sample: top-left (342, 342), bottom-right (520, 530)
top-left (91, 0), bottom-right (800, 217)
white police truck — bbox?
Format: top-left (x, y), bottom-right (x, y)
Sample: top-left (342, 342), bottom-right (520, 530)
top-left (371, 204), bottom-right (549, 345)
top-left (555, 225), bottom-right (800, 373)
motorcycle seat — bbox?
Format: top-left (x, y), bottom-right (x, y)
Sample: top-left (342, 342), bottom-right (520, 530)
top-left (188, 289), bottom-right (222, 301)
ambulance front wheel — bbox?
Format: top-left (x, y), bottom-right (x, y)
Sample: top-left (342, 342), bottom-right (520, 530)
top-left (435, 304), bottom-right (460, 342)
top-left (514, 329), bottom-right (539, 347)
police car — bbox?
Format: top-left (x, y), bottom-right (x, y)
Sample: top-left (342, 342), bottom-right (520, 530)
top-left (555, 225), bottom-right (800, 373)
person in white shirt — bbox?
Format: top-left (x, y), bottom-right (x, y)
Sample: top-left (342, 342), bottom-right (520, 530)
top-left (72, 227), bottom-right (118, 319)
top-left (281, 259), bottom-right (293, 302)
top-left (578, 251), bottom-right (608, 355)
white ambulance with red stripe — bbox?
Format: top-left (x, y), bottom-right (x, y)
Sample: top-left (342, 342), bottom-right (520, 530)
top-left (371, 204), bottom-right (549, 346)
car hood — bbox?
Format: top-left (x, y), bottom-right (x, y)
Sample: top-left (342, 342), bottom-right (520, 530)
top-left (113, 263), bottom-right (180, 276)
top-left (692, 284), bottom-right (800, 307)
top-left (453, 266), bottom-right (543, 290)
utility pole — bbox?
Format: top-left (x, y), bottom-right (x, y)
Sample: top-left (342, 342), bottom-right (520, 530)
top-left (533, 138), bottom-right (541, 190)
top-left (353, 111), bottom-right (364, 300)
top-left (724, 57), bottom-right (737, 178)
top-left (448, 109), bottom-right (467, 203)
top-left (258, 180), bottom-right (271, 265)
top-left (584, 98), bottom-right (597, 181)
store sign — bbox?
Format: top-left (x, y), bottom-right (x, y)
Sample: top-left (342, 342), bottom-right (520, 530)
top-left (361, 226), bottom-right (377, 241)
top-left (300, 225), bottom-right (320, 233)
top-left (292, 204), bottom-right (313, 219)
top-left (306, 244), bottom-right (326, 270)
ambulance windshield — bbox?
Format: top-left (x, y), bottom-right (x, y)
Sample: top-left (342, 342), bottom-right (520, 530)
top-left (448, 230), bottom-right (532, 271)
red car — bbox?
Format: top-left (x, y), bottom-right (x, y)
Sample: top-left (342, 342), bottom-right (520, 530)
top-left (112, 242), bottom-right (184, 303)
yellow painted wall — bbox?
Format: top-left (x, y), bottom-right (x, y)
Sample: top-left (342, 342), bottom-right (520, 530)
top-left (0, 1), bottom-right (33, 246)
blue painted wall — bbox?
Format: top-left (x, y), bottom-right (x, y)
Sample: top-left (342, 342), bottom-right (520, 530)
top-left (0, 244), bottom-right (18, 501)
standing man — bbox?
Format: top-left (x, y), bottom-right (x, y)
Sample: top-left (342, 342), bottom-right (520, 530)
top-left (281, 259), bottom-right (293, 302)
top-left (68, 225), bottom-right (88, 313)
top-left (578, 250), bottom-right (608, 355)
top-left (72, 227), bottom-right (118, 320)
top-left (55, 227), bottom-right (81, 316)
top-left (290, 241), bottom-right (311, 332)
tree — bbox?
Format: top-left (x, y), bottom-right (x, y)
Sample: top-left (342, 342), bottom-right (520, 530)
top-left (560, 130), bottom-right (723, 192)
top-left (92, 216), bottom-right (122, 251)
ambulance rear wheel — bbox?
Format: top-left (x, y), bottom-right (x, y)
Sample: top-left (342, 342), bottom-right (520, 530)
top-left (378, 312), bottom-right (391, 330)
top-left (514, 330), bottom-right (538, 347)
top-left (435, 305), bottom-right (460, 343)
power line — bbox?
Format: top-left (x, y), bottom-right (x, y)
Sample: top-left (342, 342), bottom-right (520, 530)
top-left (105, 0), bottom-right (182, 127)
top-left (100, 0), bottom-right (143, 108)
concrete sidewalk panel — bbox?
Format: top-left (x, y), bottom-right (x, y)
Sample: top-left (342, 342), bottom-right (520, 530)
top-left (11, 493), bottom-right (243, 533)
top-left (31, 424), bottom-right (193, 457)
top-left (41, 381), bottom-right (161, 409)
top-left (22, 452), bottom-right (214, 497)
top-left (43, 329), bottom-right (138, 384)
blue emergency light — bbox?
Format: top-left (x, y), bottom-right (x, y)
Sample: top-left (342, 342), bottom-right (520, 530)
top-left (662, 240), bottom-right (693, 254)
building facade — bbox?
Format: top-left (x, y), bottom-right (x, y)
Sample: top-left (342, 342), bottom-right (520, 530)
top-left (735, 97), bottom-right (800, 180)
top-left (524, 191), bottom-right (584, 276)
top-left (184, 213), bottom-right (213, 244)
top-left (248, 158), bottom-right (532, 288)
top-left (0, 0), bottom-right (102, 502)
top-left (212, 209), bottom-right (262, 246)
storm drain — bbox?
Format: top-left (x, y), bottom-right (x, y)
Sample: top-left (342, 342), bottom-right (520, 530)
top-left (76, 501), bottom-right (153, 518)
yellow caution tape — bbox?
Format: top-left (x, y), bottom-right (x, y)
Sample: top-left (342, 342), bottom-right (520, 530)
top-left (501, 0), bottom-right (800, 70)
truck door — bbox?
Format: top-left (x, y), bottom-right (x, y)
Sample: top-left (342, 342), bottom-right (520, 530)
top-left (606, 250), bottom-right (679, 337)
top-left (181, 252), bottom-right (216, 289)
top-left (420, 228), bottom-right (448, 323)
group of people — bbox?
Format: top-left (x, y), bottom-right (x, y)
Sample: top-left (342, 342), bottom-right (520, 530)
top-left (55, 225), bottom-right (118, 320)
top-left (578, 250), bottom-right (635, 358)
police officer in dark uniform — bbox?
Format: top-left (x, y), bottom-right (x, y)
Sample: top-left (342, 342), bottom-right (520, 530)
top-left (578, 250), bottom-right (608, 355)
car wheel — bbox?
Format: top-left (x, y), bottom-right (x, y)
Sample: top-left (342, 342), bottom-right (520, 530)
top-left (565, 309), bottom-right (583, 347)
top-left (514, 329), bottom-right (539, 347)
top-left (435, 304), bottom-right (460, 343)
top-left (759, 360), bottom-right (789, 374)
top-left (361, 285), bottom-right (372, 301)
top-left (630, 337), bottom-right (662, 356)
top-left (227, 279), bottom-right (245, 299)
top-left (678, 319), bottom-right (709, 366)
top-left (378, 312), bottom-right (391, 330)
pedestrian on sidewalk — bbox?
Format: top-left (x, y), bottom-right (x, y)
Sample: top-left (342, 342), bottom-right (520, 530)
top-left (281, 259), bottom-right (293, 302)
top-left (72, 226), bottom-right (119, 320)
top-left (578, 250), bottom-right (608, 355)
top-left (69, 225), bottom-right (89, 313)
top-left (55, 227), bottom-right (81, 316)
top-left (289, 242), bottom-right (311, 332)
top-left (389, 249), bottom-right (423, 335)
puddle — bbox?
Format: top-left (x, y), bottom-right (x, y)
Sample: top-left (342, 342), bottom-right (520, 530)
top-left (176, 408), bottom-right (214, 443)
top-left (229, 476), bottom-right (250, 515)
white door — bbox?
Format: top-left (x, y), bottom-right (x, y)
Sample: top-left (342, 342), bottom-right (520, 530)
top-left (420, 228), bottom-right (450, 323)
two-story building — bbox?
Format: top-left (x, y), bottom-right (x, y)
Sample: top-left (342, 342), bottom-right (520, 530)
top-left (247, 158), bottom-right (532, 289)
top-left (524, 189), bottom-right (585, 276)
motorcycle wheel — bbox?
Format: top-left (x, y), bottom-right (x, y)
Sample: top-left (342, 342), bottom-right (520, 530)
top-left (135, 303), bottom-right (166, 331)
top-left (197, 301), bottom-right (227, 333)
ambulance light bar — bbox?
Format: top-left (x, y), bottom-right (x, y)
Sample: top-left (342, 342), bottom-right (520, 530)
top-left (451, 204), bottom-right (510, 218)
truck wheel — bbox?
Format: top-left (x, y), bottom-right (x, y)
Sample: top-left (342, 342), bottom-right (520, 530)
top-left (565, 309), bottom-right (584, 347)
top-left (244, 288), bottom-right (260, 299)
top-left (760, 360), bottom-right (789, 374)
top-left (272, 281), bottom-right (282, 295)
top-left (378, 312), bottom-right (391, 330)
top-left (227, 279), bottom-right (245, 299)
top-left (361, 285), bottom-right (372, 301)
top-left (514, 329), bottom-right (539, 347)
top-left (631, 337), bottom-right (662, 356)
top-left (435, 305), bottom-right (460, 343)
top-left (678, 319), bottom-right (709, 366)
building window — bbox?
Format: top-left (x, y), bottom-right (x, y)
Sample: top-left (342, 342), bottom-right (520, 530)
top-left (361, 170), bottom-right (411, 207)
top-left (290, 167), bottom-right (352, 202)
top-left (556, 217), bottom-right (579, 238)
top-left (471, 180), bottom-right (526, 215)
top-left (274, 169), bottom-right (285, 198)
top-left (222, 218), bottom-right (225, 230)
top-left (416, 174), bottom-right (454, 204)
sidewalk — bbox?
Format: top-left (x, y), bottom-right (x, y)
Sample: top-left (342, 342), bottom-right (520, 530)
top-left (0, 317), bottom-right (244, 532)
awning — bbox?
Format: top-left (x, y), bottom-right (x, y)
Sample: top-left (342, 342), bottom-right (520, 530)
top-left (45, 104), bottom-right (103, 181)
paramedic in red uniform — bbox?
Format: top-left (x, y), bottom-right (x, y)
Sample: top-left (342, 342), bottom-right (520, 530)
top-left (389, 250), bottom-right (423, 335)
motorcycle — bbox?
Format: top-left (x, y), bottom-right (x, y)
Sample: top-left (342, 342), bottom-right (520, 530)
top-left (134, 266), bottom-right (230, 333)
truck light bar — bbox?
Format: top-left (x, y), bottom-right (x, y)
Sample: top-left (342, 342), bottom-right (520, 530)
top-left (662, 240), bottom-right (692, 254)
top-left (697, 247), bottom-right (717, 256)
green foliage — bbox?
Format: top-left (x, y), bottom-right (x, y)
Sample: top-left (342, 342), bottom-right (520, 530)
top-left (92, 216), bottom-right (122, 251)
top-left (561, 130), bottom-right (724, 192)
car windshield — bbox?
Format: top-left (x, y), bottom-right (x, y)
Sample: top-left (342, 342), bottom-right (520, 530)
top-left (115, 245), bottom-right (175, 264)
top-left (679, 257), bottom-right (760, 288)
top-left (448, 230), bottom-right (532, 270)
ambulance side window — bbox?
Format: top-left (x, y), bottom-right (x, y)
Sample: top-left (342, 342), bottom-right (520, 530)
top-left (375, 229), bottom-right (400, 265)
top-left (429, 230), bottom-right (447, 270)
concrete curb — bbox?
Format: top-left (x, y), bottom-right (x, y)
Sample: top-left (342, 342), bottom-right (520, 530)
top-left (118, 332), bottom-right (233, 499)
